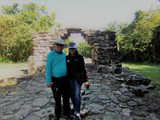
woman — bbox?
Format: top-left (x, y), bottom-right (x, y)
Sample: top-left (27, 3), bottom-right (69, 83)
top-left (66, 42), bottom-right (89, 120)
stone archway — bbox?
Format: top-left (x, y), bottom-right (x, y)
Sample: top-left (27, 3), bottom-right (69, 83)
top-left (28, 28), bottom-right (121, 74)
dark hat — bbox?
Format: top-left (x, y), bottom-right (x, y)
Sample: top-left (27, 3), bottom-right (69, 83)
top-left (68, 42), bottom-right (76, 49)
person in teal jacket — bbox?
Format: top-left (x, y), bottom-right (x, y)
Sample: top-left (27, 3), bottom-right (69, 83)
top-left (46, 39), bottom-right (71, 120)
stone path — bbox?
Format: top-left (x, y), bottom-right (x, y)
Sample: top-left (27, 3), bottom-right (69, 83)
top-left (0, 70), bottom-right (160, 120)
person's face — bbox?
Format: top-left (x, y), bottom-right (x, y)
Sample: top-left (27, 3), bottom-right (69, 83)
top-left (69, 48), bottom-right (76, 55)
top-left (55, 44), bottom-right (64, 52)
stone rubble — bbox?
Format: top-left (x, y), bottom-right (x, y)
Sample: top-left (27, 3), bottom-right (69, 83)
top-left (0, 70), bottom-right (160, 120)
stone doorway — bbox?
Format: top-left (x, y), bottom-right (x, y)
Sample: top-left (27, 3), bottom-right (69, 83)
top-left (28, 28), bottom-right (121, 74)
top-left (68, 32), bottom-right (92, 64)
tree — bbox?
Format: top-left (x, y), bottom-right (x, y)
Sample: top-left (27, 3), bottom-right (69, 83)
top-left (105, 21), bottom-right (127, 32)
top-left (116, 10), bottom-right (160, 62)
top-left (0, 14), bottom-right (33, 62)
top-left (1, 3), bottom-right (19, 14)
top-left (152, 25), bottom-right (160, 62)
top-left (0, 3), bottom-right (59, 62)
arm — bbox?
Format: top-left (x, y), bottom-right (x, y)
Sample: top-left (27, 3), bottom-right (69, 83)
top-left (45, 52), bottom-right (53, 87)
top-left (79, 55), bottom-right (89, 86)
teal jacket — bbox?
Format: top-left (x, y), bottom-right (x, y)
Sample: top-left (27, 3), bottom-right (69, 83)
top-left (45, 50), bottom-right (67, 84)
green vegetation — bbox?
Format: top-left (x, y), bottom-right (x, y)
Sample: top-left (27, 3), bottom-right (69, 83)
top-left (106, 10), bottom-right (160, 63)
top-left (77, 42), bottom-right (92, 58)
top-left (64, 41), bottom-right (92, 58)
top-left (63, 39), bottom-right (74, 55)
top-left (122, 63), bottom-right (160, 84)
top-left (0, 3), bottom-right (59, 62)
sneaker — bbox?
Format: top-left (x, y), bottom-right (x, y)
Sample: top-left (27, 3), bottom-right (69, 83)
top-left (75, 113), bottom-right (81, 120)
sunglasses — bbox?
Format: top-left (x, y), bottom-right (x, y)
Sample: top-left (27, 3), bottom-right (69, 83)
top-left (56, 44), bottom-right (64, 47)
top-left (69, 48), bottom-right (76, 50)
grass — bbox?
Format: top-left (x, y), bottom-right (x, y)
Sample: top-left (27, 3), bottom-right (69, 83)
top-left (122, 63), bottom-right (160, 85)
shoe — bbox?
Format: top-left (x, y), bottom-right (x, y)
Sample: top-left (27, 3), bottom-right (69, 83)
top-left (48, 114), bottom-right (60, 120)
top-left (67, 115), bottom-right (73, 120)
top-left (62, 114), bottom-right (73, 120)
top-left (71, 109), bottom-right (76, 115)
top-left (75, 113), bottom-right (81, 120)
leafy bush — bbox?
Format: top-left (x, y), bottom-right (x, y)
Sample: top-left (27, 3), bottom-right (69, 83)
top-left (77, 42), bottom-right (92, 58)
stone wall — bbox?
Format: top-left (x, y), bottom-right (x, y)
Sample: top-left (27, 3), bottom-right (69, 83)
top-left (82, 30), bottom-right (121, 73)
top-left (28, 28), bottom-right (121, 74)
top-left (28, 29), bottom-right (68, 74)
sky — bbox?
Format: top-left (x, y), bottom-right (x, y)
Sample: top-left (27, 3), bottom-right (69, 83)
top-left (0, 0), bottom-right (160, 30)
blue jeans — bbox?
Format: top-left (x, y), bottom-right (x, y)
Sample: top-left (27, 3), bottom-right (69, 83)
top-left (70, 79), bottom-right (81, 113)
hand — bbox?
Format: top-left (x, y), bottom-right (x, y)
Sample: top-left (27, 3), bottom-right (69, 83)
top-left (46, 83), bottom-right (53, 88)
top-left (84, 82), bottom-right (89, 89)
top-left (84, 82), bottom-right (89, 86)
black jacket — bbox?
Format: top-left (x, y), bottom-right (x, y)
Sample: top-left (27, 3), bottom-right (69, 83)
top-left (66, 51), bottom-right (87, 84)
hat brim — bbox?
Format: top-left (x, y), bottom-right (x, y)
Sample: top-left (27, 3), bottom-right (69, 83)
top-left (54, 39), bottom-right (66, 45)
top-left (69, 46), bottom-right (76, 49)
top-left (54, 42), bottom-right (66, 45)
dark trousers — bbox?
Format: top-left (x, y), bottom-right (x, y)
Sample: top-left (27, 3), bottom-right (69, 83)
top-left (51, 76), bottom-right (70, 118)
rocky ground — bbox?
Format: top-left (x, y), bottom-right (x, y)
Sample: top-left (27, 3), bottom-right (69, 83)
top-left (142, 87), bottom-right (160, 117)
top-left (0, 67), bottom-right (160, 120)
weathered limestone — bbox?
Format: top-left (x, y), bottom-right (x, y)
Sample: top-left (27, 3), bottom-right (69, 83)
top-left (86, 31), bottom-right (121, 73)
top-left (0, 78), bottom-right (18, 87)
top-left (29, 30), bottom-right (68, 74)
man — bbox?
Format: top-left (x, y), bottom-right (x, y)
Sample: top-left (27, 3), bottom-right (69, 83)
top-left (46, 39), bottom-right (71, 120)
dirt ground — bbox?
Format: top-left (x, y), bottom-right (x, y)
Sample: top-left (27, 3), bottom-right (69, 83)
top-left (0, 63), bottom-right (28, 79)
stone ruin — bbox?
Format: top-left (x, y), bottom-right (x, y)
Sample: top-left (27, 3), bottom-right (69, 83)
top-left (27, 28), bottom-right (153, 97)
top-left (0, 28), bottom-right (158, 120)
top-left (28, 28), bottom-right (121, 74)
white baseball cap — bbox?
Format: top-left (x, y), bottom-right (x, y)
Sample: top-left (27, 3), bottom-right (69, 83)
top-left (54, 39), bottom-right (66, 45)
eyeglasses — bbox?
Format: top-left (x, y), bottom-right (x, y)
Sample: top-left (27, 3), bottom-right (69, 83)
top-left (56, 44), bottom-right (64, 47)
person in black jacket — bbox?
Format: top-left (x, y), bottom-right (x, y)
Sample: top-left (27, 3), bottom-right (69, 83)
top-left (66, 42), bottom-right (89, 120)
